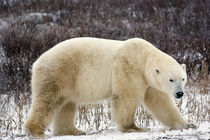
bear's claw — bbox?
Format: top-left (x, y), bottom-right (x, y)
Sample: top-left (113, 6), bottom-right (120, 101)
top-left (185, 123), bottom-right (197, 129)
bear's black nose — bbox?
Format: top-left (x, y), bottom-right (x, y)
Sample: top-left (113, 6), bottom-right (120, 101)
top-left (175, 92), bottom-right (184, 98)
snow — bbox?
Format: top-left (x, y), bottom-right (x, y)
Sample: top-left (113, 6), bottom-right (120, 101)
top-left (49, 123), bottom-right (209, 140)
top-left (50, 122), bottom-right (210, 140)
top-left (2, 122), bottom-right (208, 140)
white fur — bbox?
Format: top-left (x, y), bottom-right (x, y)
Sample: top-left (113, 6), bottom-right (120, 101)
top-left (24, 37), bottom-right (195, 138)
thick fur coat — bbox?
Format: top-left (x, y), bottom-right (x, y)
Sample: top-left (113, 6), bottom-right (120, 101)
top-left (25, 37), bottom-right (195, 138)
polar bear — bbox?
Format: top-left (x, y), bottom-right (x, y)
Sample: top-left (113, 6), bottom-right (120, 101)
top-left (25, 37), bottom-right (195, 138)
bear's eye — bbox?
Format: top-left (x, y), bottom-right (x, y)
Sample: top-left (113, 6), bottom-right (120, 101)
top-left (182, 78), bottom-right (185, 81)
top-left (169, 79), bottom-right (174, 82)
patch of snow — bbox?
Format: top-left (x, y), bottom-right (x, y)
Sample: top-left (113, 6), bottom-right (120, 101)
top-left (17, 12), bottom-right (58, 24)
top-left (5, 122), bottom-right (208, 140)
top-left (0, 19), bottom-right (8, 30)
top-left (122, 19), bottom-right (132, 30)
top-left (50, 122), bottom-right (210, 140)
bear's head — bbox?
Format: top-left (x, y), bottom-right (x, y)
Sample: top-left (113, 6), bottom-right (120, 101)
top-left (145, 57), bottom-right (187, 99)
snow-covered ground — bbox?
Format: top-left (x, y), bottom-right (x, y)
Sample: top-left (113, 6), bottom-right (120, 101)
top-left (1, 122), bottom-right (209, 140)
top-left (50, 122), bottom-right (209, 140)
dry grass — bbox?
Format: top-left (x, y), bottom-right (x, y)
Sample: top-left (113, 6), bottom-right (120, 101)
top-left (0, 93), bottom-right (30, 137)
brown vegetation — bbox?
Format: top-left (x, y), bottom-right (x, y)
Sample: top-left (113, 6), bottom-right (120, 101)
top-left (0, 0), bottom-right (209, 137)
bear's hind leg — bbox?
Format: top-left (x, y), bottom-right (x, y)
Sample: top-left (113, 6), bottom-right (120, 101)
top-left (53, 101), bottom-right (85, 136)
top-left (25, 94), bottom-right (64, 138)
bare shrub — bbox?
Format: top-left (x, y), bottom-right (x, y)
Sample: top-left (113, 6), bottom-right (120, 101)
top-left (0, 19), bottom-right (71, 96)
top-left (0, 0), bottom-right (209, 137)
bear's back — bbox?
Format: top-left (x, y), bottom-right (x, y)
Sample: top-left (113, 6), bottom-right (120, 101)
top-left (33, 38), bottom-right (124, 103)
top-left (66, 38), bottom-right (123, 102)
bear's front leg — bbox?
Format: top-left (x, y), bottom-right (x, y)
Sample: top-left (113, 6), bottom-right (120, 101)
top-left (144, 87), bottom-right (196, 129)
top-left (111, 54), bottom-right (149, 132)
top-left (112, 94), bottom-right (146, 132)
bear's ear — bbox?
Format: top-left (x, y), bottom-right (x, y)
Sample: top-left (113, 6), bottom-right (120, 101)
top-left (155, 69), bottom-right (160, 74)
top-left (181, 64), bottom-right (186, 71)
